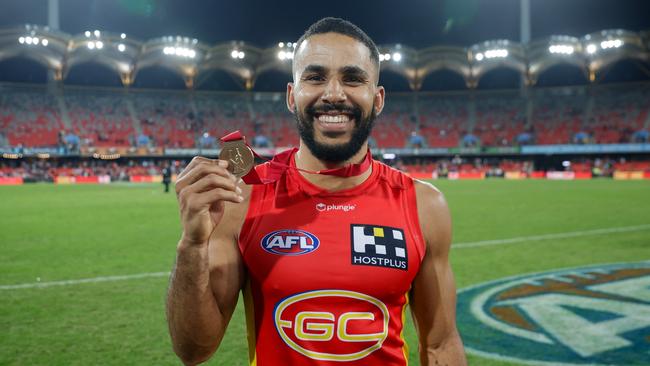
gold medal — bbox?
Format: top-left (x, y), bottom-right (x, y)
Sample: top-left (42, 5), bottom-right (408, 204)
top-left (219, 140), bottom-right (255, 178)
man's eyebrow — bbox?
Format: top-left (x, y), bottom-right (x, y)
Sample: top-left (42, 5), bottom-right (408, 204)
top-left (301, 64), bottom-right (328, 76)
top-left (340, 65), bottom-right (369, 79)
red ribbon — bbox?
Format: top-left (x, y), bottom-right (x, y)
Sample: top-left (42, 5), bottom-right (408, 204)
top-left (220, 130), bottom-right (372, 184)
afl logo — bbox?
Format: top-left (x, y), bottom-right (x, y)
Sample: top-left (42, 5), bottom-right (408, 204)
top-left (274, 289), bottom-right (389, 361)
top-left (457, 262), bottom-right (650, 365)
top-left (261, 229), bottom-right (320, 256)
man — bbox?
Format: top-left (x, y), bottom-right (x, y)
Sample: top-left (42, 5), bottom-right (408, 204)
top-left (162, 162), bottom-right (172, 193)
top-left (167, 17), bottom-right (466, 366)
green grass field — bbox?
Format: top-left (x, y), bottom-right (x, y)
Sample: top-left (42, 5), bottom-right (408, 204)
top-left (1, 180), bottom-right (649, 365)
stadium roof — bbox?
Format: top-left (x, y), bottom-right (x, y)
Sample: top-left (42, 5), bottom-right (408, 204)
top-left (1, 24), bottom-right (648, 90)
top-left (1, 0), bottom-right (649, 90)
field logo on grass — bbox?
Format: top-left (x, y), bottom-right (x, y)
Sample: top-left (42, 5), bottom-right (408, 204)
top-left (457, 262), bottom-right (650, 365)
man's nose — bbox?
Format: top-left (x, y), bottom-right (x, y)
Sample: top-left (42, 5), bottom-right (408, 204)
top-left (320, 79), bottom-right (346, 104)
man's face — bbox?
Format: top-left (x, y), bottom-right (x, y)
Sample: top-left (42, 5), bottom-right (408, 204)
top-left (287, 33), bottom-right (385, 163)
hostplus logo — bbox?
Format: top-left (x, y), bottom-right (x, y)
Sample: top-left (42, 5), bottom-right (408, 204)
top-left (350, 225), bottom-right (407, 271)
top-left (457, 262), bottom-right (650, 365)
top-left (316, 203), bottom-right (356, 212)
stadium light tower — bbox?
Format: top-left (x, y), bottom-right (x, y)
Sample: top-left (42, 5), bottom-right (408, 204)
top-left (47, 0), bottom-right (60, 84)
top-left (520, 0), bottom-right (531, 88)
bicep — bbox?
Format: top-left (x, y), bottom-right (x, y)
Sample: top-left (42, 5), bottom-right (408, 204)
top-left (410, 182), bottom-right (459, 347)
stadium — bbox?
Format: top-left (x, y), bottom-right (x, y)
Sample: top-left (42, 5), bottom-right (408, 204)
top-left (1, 1), bottom-right (649, 365)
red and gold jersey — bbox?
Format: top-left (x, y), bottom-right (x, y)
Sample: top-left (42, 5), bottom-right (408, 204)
top-left (238, 152), bottom-right (426, 365)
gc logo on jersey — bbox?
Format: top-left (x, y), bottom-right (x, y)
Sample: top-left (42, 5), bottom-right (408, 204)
top-left (350, 225), bottom-right (407, 270)
top-left (274, 289), bottom-right (389, 361)
top-left (261, 229), bottom-right (320, 256)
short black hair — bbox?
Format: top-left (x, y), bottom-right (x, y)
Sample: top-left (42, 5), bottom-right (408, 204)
top-left (294, 17), bottom-right (380, 68)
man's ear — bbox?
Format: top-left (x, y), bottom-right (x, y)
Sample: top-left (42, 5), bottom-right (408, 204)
top-left (374, 85), bottom-right (385, 116)
top-left (286, 82), bottom-right (295, 114)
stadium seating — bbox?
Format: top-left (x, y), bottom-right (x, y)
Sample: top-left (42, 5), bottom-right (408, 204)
top-left (0, 85), bottom-right (63, 147)
top-left (1, 82), bottom-right (649, 149)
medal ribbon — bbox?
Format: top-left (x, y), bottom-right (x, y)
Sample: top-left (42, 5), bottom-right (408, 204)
top-left (220, 130), bottom-right (372, 184)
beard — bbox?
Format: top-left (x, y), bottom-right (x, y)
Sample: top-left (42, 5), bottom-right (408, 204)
top-left (294, 103), bottom-right (376, 164)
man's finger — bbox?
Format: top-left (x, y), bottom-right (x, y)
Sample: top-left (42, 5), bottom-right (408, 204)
top-left (176, 156), bottom-right (226, 181)
top-left (175, 162), bottom-right (233, 194)
top-left (184, 173), bottom-right (239, 195)
top-left (193, 187), bottom-right (244, 208)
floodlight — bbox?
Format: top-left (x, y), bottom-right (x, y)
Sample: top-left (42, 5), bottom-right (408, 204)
top-left (88, 42), bottom-right (95, 50)
top-left (18, 37), bottom-right (25, 44)
top-left (379, 54), bottom-right (385, 62)
top-left (279, 42), bottom-right (284, 48)
top-left (120, 33), bottom-right (126, 39)
top-left (33, 37), bottom-right (39, 45)
top-left (586, 44), bottom-right (597, 54)
top-left (485, 49), bottom-right (508, 59)
top-left (42, 39), bottom-right (48, 46)
top-left (231, 50), bottom-right (239, 58)
top-left (238, 51), bottom-right (245, 59)
top-left (118, 44), bottom-right (126, 52)
top-left (392, 52), bottom-right (402, 62)
top-left (96, 41), bottom-right (103, 49)
top-left (384, 53), bottom-right (391, 61)
top-left (26, 37), bottom-right (33, 45)
top-left (84, 31), bottom-right (91, 37)
top-left (189, 49), bottom-right (196, 58)
top-left (475, 53), bottom-right (484, 61)
top-left (278, 51), bottom-right (286, 60)
top-left (94, 30), bottom-right (100, 37)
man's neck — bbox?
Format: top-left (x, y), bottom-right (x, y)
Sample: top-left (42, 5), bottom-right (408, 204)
top-left (294, 142), bottom-right (372, 191)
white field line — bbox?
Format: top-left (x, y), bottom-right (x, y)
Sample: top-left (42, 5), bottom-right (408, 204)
top-left (2, 224), bottom-right (649, 290)
top-left (453, 224), bottom-right (650, 249)
top-left (0, 271), bottom-right (170, 290)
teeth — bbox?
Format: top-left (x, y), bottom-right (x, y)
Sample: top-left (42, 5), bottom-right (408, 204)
top-left (317, 115), bottom-right (350, 123)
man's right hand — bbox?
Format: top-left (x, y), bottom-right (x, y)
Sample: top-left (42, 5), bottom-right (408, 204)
top-left (174, 157), bottom-right (244, 247)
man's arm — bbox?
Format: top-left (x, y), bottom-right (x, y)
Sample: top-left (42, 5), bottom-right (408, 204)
top-left (410, 181), bottom-right (467, 366)
top-left (166, 158), bottom-right (249, 365)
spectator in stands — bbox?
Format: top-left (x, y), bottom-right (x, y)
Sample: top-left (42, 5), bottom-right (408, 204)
top-left (407, 130), bottom-right (426, 148)
top-left (573, 131), bottom-right (590, 145)
top-left (633, 130), bottom-right (649, 143)
top-left (199, 132), bottom-right (216, 149)
top-left (252, 134), bottom-right (273, 148)
top-left (137, 133), bottom-right (151, 147)
top-left (461, 133), bottom-right (479, 148)
top-left (516, 131), bottom-right (533, 146)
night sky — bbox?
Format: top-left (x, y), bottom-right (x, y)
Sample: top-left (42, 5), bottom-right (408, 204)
top-left (1, 0), bottom-right (649, 90)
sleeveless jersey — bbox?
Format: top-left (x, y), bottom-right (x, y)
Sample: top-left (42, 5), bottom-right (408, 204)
top-left (238, 151), bottom-right (426, 366)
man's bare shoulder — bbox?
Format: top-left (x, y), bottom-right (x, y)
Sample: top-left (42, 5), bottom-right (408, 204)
top-left (412, 179), bottom-right (452, 256)
top-left (413, 179), bottom-right (448, 215)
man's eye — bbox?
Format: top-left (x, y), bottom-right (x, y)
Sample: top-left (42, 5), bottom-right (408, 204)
top-left (345, 77), bottom-right (363, 83)
top-left (305, 75), bottom-right (324, 82)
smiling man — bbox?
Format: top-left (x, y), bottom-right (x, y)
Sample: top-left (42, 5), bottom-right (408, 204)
top-left (167, 17), bottom-right (467, 366)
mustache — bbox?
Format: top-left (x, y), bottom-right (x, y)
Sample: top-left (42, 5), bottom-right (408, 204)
top-left (305, 103), bottom-right (361, 118)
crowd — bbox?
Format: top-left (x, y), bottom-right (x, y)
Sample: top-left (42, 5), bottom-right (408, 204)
top-left (1, 82), bottom-right (648, 151)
